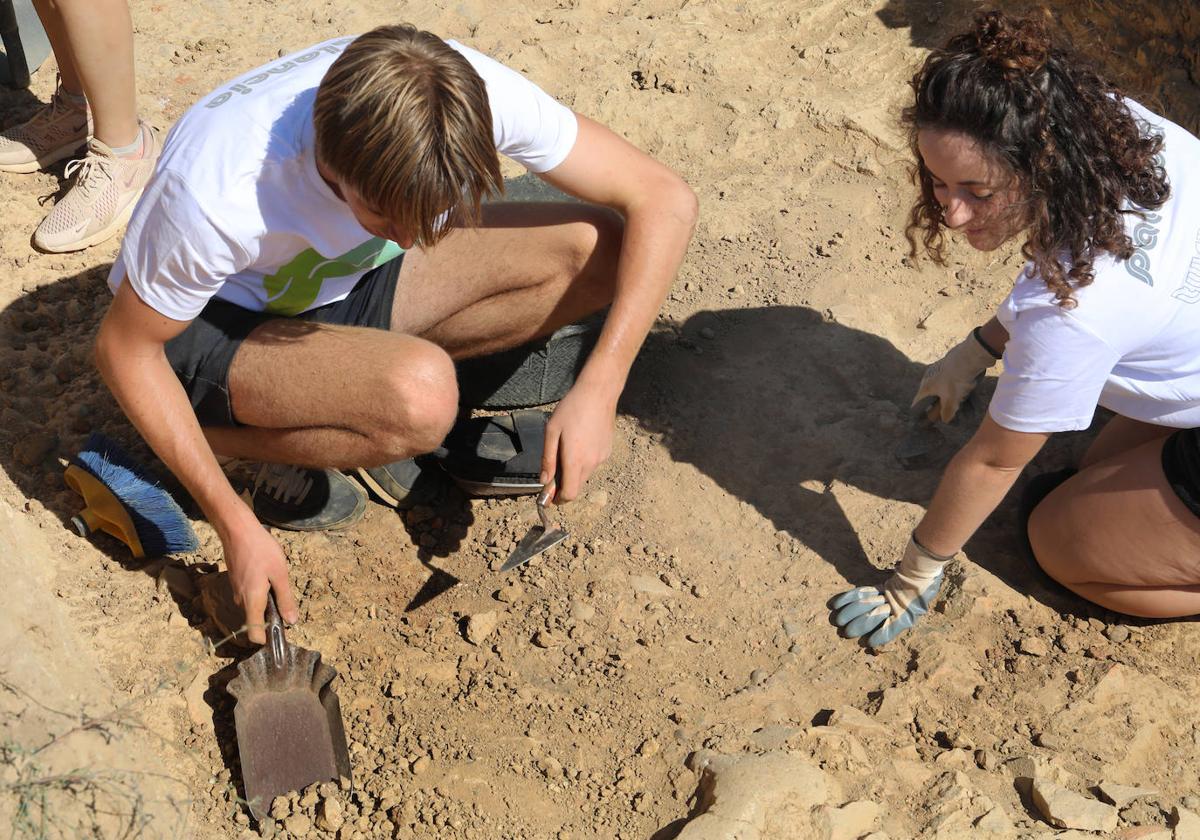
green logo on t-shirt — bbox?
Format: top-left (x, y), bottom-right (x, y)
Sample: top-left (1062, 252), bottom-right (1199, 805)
top-left (262, 238), bottom-right (402, 315)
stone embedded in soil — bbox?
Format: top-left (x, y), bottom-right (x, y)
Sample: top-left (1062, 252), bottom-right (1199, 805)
top-left (269, 796), bottom-right (291, 820)
top-left (411, 756), bottom-right (430, 776)
top-left (1099, 780), bottom-right (1158, 808)
top-left (1031, 778), bottom-right (1117, 832)
top-left (183, 669), bottom-right (210, 730)
top-left (974, 805), bottom-right (1014, 834)
top-left (676, 751), bottom-right (833, 839)
top-left (816, 800), bottom-right (881, 840)
top-left (533, 629), bottom-right (564, 648)
top-left (1116, 827), bottom-right (1172, 839)
top-left (283, 813), bottom-right (312, 835)
top-left (630, 574), bottom-right (676, 598)
top-left (317, 798), bottom-right (344, 831)
top-left (465, 611), bottom-right (499, 645)
top-left (1018, 636), bottom-right (1050, 656)
top-left (495, 582), bottom-right (524, 604)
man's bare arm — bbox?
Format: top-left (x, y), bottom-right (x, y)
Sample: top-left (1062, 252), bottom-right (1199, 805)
top-left (95, 281), bottom-right (297, 641)
top-left (537, 114), bottom-right (699, 499)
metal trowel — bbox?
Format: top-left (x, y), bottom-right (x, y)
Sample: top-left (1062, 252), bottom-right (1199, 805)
top-left (501, 481), bottom-right (568, 572)
top-left (226, 594), bottom-right (351, 822)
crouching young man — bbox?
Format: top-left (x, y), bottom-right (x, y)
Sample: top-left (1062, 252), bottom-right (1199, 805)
top-left (95, 25), bottom-right (698, 642)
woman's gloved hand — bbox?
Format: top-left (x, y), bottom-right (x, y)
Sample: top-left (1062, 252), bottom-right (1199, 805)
top-left (912, 329), bottom-right (999, 423)
top-left (831, 534), bottom-right (954, 647)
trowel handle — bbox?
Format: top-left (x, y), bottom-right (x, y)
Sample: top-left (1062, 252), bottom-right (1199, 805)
top-left (265, 592), bottom-right (287, 670)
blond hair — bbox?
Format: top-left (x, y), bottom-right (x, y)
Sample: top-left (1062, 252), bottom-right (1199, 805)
top-left (313, 25), bottom-right (503, 245)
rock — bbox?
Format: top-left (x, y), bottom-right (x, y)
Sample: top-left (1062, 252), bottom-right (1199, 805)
top-left (1098, 781), bottom-right (1158, 808)
top-left (629, 574), bottom-right (676, 598)
top-left (411, 756), bottom-right (430, 776)
top-left (1019, 636), bottom-right (1050, 656)
top-left (283, 813), bottom-right (312, 835)
top-left (183, 670), bottom-right (210, 731)
top-left (384, 680), bottom-right (404, 698)
top-left (1031, 779), bottom-right (1117, 832)
top-left (975, 806), bottom-right (1014, 834)
top-left (465, 611), bottom-right (498, 645)
top-left (587, 489), bottom-right (609, 507)
top-left (1116, 828), bottom-right (1172, 839)
top-left (569, 600), bottom-right (596, 622)
top-left (270, 796), bottom-right (291, 820)
top-left (815, 800), bottom-right (880, 840)
top-left (638, 738), bottom-right (660, 757)
top-left (533, 630), bottom-right (564, 648)
top-left (496, 583), bottom-right (524, 604)
top-left (1105, 625), bottom-right (1131, 643)
top-left (1173, 806), bottom-right (1200, 837)
top-left (676, 751), bottom-right (834, 839)
top-left (298, 788), bottom-right (318, 809)
top-left (317, 798), bottom-right (344, 831)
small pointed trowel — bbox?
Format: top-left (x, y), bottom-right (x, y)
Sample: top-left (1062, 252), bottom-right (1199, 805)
top-left (500, 481), bottom-right (568, 572)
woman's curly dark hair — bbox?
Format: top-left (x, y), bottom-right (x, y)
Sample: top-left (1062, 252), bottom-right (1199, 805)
top-left (904, 9), bottom-right (1170, 306)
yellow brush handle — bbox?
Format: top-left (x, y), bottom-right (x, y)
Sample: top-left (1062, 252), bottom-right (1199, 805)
top-left (63, 464), bottom-right (146, 559)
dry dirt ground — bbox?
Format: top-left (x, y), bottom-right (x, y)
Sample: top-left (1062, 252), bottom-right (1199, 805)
top-left (2, 1), bottom-right (1199, 838)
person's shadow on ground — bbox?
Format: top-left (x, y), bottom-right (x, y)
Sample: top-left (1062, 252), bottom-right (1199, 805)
top-left (623, 305), bottom-right (1096, 617)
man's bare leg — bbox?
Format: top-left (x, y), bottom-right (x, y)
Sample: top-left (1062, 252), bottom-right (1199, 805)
top-left (206, 202), bottom-right (621, 466)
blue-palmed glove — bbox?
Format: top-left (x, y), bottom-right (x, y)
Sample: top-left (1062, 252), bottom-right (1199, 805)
top-left (831, 535), bottom-right (953, 647)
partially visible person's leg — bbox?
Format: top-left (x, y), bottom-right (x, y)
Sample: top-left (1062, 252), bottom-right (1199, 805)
top-left (37, 0), bottom-right (138, 147)
top-left (392, 201), bottom-right (622, 354)
top-left (212, 201), bottom-right (620, 464)
top-left (1028, 433), bottom-right (1200, 617)
top-left (17, 0), bottom-right (158, 252)
top-left (201, 203), bottom-right (619, 524)
top-left (1079, 414), bottom-right (1174, 469)
top-left (208, 323), bottom-right (459, 468)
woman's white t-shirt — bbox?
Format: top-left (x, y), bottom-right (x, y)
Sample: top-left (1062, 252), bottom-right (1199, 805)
top-left (107, 36), bottom-right (578, 320)
top-left (990, 100), bottom-right (1200, 433)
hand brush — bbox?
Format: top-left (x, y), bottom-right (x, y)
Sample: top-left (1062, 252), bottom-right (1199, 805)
top-left (64, 432), bottom-right (198, 559)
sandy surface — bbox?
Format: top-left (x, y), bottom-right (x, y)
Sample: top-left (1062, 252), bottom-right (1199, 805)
top-left (2, 1), bottom-right (1200, 838)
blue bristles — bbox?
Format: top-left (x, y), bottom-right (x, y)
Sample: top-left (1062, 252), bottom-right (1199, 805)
top-left (72, 432), bottom-right (199, 556)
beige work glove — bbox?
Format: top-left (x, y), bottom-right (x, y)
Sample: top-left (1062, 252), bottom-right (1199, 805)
top-left (912, 329), bottom-right (998, 423)
top-left (832, 535), bottom-right (953, 647)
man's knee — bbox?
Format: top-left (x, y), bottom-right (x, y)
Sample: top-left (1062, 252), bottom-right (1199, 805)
top-left (374, 341), bottom-right (458, 455)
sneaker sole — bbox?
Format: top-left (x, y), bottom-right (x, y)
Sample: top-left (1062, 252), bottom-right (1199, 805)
top-left (33, 185), bottom-right (143, 254)
top-left (0, 138), bottom-right (90, 174)
top-left (449, 475), bottom-right (544, 497)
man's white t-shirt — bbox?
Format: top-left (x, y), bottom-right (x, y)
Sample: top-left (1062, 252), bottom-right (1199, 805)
top-left (989, 100), bottom-right (1200, 433)
top-left (108, 36), bottom-right (578, 319)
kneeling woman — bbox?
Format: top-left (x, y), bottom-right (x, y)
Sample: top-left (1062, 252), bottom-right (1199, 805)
top-left (834, 11), bottom-right (1200, 646)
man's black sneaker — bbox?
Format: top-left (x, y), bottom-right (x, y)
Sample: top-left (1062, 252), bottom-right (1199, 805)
top-left (250, 464), bottom-right (366, 531)
top-left (354, 456), bottom-right (447, 509)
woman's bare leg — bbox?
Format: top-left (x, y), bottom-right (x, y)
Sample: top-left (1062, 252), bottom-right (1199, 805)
top-left (1029, 434), bottom-right (1200, 617)
top-left (1079, 415), bottom-right (1174, 469)
top-left (32, 0), bottom-right (138, 147)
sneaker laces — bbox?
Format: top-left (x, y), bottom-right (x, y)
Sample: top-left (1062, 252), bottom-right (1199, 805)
top-left (63, 147), bottom-right (116, 200)
top-left (253, 464), bottom-right (314, 505)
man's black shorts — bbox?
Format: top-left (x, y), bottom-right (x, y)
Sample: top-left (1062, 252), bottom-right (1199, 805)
top-left (165, 256), bottom-right (402, 427)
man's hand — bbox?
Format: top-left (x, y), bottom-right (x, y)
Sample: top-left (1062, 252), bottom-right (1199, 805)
top-left (913, 329), bottom-right (999, 423)
top-left (221, 513), bottom-right (300, 644)
top-left (831, 535), bottom-right (953, 647)
top-left (540, 379), bottom-right (617, 503)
